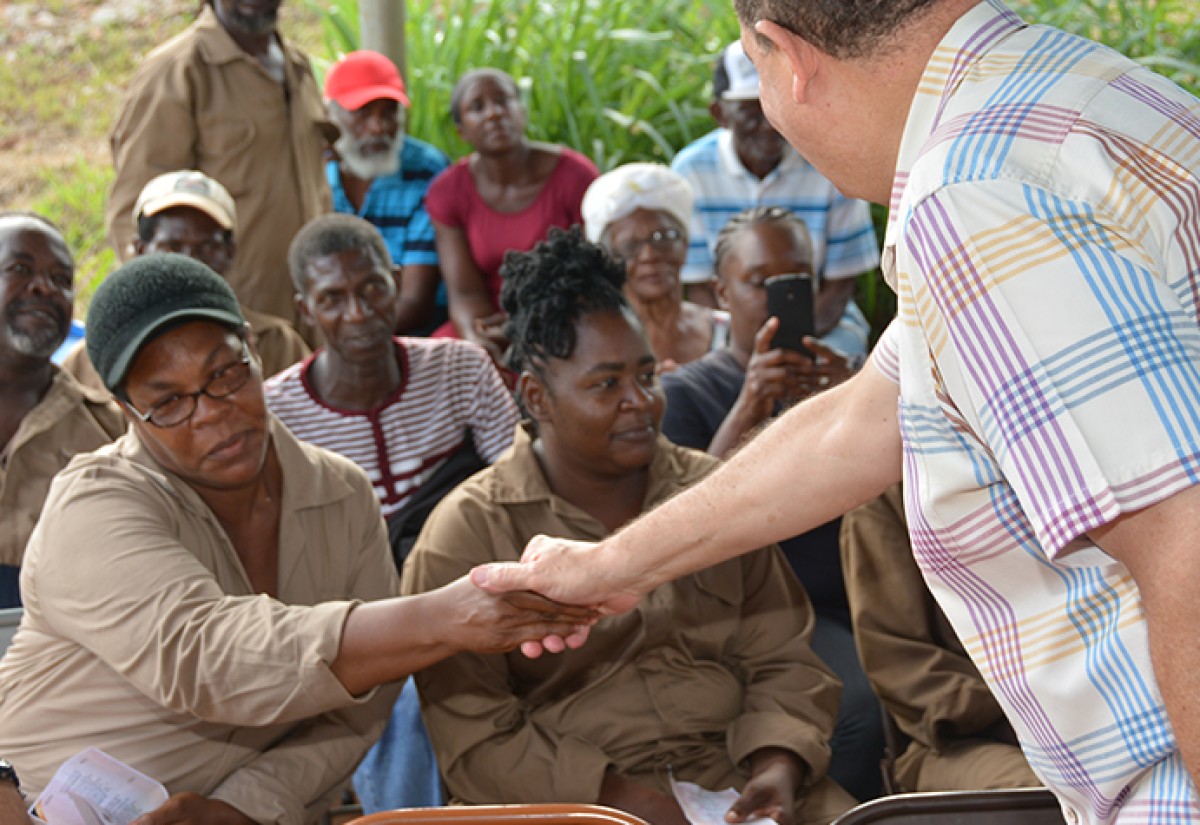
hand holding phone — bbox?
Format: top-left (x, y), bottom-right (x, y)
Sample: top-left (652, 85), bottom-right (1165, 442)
top-left (764, 273), bottom-right (816, 357)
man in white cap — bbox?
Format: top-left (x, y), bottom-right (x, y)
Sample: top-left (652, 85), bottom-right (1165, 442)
top-left (65, 171), bottom-right (310, 392)
top-left (324, 51), bottom-right (450, 336)
top-left (671, 41), bottom-right (877, 353)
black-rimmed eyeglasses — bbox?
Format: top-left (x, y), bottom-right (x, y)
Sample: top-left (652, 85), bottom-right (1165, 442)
top-left (125, 345), bottom-right (254, 428)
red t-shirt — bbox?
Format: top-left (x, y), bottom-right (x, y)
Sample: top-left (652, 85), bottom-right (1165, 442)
top-left (425, 146), bottom-right (599, 316)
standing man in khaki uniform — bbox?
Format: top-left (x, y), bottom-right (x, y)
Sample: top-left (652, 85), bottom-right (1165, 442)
top-left (0, 212), bottom-right (124, 609)
top-left (106, 0), bottom-right (334, 341)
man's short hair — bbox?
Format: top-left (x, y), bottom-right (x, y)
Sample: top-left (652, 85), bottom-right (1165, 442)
top-left (288, 213), bottom-right (394, 293)
top-left (734, 0), bottom-right (942, 60)
top-left (0, 210), bottom-right (64, 238)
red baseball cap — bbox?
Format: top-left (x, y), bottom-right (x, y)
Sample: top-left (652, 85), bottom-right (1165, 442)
top-left (324, 50), bottom-right (410, 110)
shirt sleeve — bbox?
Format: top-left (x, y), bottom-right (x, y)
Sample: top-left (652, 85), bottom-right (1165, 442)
top-left (208, 487), bottom-right (402, 824)
top-left (718, 548), bottom-right (842, 786)
top-left (456, 343), bottom-right (521, 463)
top-left (904, 179), bottom-right (1200, 557)
top-left (821, 194), bottom-right (880, 281)
top-left (424, 162), bottom-right (466, 229)
top-left (29, 464), bottom-right (373, 728)
top-left (106, 55), bottom-right (199, 262)
top-left (558, 149), bottom-right (600, 227)
top-left (398, 148), bottom-right (450, 268)
top-left (841, 485), bottom-right (1005, 751)
top-left (401, 494), bottom-right (613, 804)
top-left (670, 158), bottom-right (716, 285)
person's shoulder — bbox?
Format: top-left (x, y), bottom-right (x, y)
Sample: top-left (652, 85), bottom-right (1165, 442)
top-left (670, 129), bottom-right (723, 172)
top-left (270, 416), bottom-right (372, 501)
top-left (663, 348), bottom-right (743, 397)
top-left (657, 436), bottom-right (722, 484)
top-left (401, 136), bottom-right (451, 171)
top-left (401, 335), bottom-right (491, 370)
top-left (426, 156), bottom-right (471, 197)
top-left (262, 357), bottom-right (308, 400)
top-left (554, 146), bottom-right (601, 178)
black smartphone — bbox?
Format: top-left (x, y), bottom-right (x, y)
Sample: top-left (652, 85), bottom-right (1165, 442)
top-left (765, 273), bottom-right (816, 356)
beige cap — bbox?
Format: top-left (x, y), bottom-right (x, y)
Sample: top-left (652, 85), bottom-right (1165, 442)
top-left (133, 170), bottom-right (238, 234)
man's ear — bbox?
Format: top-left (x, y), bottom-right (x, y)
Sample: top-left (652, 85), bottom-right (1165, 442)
top-left (710, 99), bottom-right (729, 129)
top-left (713, 276), bottom-right (733, 312)
top-left (518, 370), bottom-right (552, 424)
top-left (295, 289), bottom-right (315, 328)
top-left (755, 20), bottom-right (821, 104)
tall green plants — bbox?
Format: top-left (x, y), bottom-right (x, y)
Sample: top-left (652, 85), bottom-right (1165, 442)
top-left (302, 0), bottom-right (738, 170)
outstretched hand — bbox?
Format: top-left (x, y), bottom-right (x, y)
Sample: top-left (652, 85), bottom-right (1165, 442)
top-left (470, 534), bottom-right (648, 657)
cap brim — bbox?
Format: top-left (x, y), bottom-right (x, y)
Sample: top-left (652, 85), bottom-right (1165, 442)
top-left (138, 194), bottom-right (236, 233)
top-left (332, 86), bottom-right (411, 112)
top-left (106, 306), bottom-right (245, 391)
top-left (721, 89), bottom-right (761, 101)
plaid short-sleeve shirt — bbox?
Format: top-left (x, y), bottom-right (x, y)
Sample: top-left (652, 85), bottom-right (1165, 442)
top-left (878, 1), bottom-right (1200, 821)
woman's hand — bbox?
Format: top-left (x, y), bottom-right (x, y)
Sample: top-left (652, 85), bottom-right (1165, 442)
top-left (790, 338), bottom-right (852, 399)
top-left (131, 793), bottom-right (253, 825)
top-left (434, 575), bottom-right (599, 656)
top-left (726, 748), bottom-right (806, 825)
top-left (470, 311), bottom-right (511, 365)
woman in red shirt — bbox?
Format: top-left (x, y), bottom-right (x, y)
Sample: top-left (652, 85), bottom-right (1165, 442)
top-left (425, 68), bottom-right (599, 362)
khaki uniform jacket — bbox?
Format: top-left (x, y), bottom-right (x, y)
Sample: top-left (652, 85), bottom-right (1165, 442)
top-left (0, 366), bottom-right (124, 567)
top-left (402, 426), bottom-right (841, 807)
top-left (60, 306), bottom-right (311, 396)
top-left (0, 417), bottom-right (400, 824)
top-left (106, 6), bottom-right (334, 327)
top-left (841, 485), bottom-right (1015, 786)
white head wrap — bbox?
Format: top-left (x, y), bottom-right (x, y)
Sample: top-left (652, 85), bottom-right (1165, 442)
top-left (582, 163), bottom-right (694, 244)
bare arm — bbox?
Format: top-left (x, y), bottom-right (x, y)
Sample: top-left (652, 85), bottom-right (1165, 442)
top-left (474, 358), bottom-right (903, 614)
top-left (1087, 482), bottom-right (1200, 783)
top-left (392, 263), bottom-right (441, 335)
top-left (330, 576), bottom-right (595, 696)
top-left (432, 221), bottom-right (507, 360)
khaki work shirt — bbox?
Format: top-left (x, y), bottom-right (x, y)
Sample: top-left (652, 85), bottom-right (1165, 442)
top-left (841, 485), bottom-right (1012, 786)
top-left (0, 366), bottom-right (124, 567)
top-left (106, 6), bottom-right (335, 328)
top-left (60, 307), bottom-right (311, 396)
top-left (0, 417), bottom-right (400, 824)
top-left (402, 425), bottom-right (841, 806)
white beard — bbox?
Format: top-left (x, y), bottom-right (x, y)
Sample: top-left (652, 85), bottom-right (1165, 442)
top-left (336, 132), bottom-right (403, 181)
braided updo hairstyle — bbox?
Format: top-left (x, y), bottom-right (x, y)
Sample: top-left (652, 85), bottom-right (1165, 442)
top-left (500, 225), bottom-right (630, 381)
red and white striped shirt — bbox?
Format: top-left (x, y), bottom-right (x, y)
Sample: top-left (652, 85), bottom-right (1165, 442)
top-left (265, 338), bottom-right (519, 517)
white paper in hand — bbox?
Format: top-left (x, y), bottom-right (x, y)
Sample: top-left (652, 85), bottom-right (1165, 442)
top-left (669, 776), bottom-right (772, 825)
top-left (31, 748), bottom-right (168, 825)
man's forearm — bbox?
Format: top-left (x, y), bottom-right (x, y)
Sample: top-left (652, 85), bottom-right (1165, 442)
top-left (600, 362), bottom-right (903, 597)
top-left (1089, 483), bottom-right (1200, 783)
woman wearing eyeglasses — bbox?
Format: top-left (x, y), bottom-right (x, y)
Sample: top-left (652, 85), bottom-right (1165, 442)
top-left (583, 163), bottom-right (730, 371)
top-left (0, 254), bottom-right (593, 823)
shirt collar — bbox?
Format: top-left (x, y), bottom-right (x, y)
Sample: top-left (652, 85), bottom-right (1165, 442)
top-left (120, 412), bottom-right (355, 519)
top-left (486, 422), bottom-right (709, 513)
top-left (3, 366), bottom-right (111, 459)
top-left (193, 4), bottom-right (309, 76)
top-left (717, 128), bottom-right (806, 184)
top-left (882, 0), bottom-right (1027, 283)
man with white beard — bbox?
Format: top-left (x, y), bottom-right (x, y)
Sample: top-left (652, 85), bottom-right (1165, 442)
top-left (0, 213), bottom-right (123, 608)
top-left (325, 51), bottom-right (450, 336)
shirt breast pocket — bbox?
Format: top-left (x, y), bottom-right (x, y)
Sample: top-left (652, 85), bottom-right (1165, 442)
top-left (194, 117), bottom-right (257, 197)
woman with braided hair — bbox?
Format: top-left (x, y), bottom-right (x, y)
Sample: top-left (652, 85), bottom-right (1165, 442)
top-left (400, 225), bottom-right (856, 825)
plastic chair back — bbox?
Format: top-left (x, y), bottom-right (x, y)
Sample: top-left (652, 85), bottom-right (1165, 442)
top-left (833, 788), bottom-right (1065, 825)
top-left (347, 804), bottom-right (650, 825)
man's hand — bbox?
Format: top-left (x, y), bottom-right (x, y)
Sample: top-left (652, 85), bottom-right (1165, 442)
top-left (598, 773), bottom-right (691, 825)
top-left (471, 534), bottom-right (649, 657)
top-left (727, 748), bottom-right (806, 825)
top-left (131, 793), bottom-right (253, 825)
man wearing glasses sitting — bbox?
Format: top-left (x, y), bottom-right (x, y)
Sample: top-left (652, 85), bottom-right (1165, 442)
top-left (0, 254), bottom-right (593, 825)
